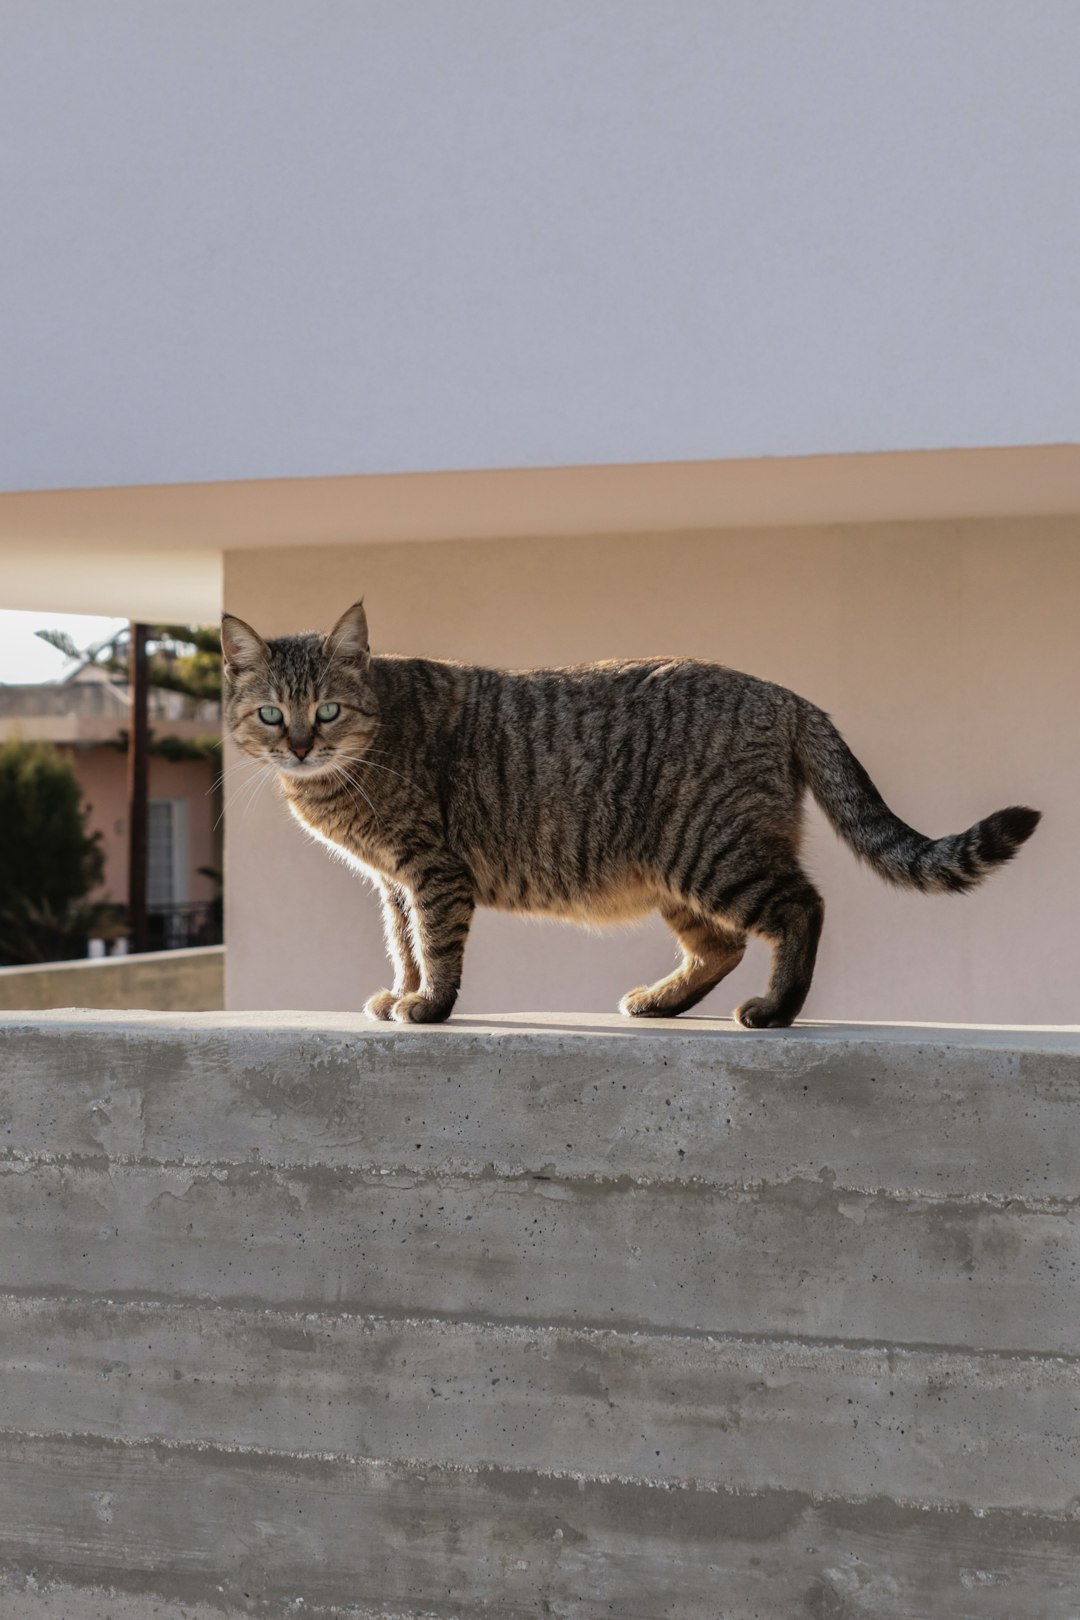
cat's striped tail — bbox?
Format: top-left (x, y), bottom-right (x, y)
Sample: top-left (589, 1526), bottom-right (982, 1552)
top-left (795, 702), bottom-right (1040, 894)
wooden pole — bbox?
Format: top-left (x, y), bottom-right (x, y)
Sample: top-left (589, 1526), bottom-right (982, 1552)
top-left (127, 622), bottom-right (150, 954)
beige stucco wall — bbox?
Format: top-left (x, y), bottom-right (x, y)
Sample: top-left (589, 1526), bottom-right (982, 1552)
top-left (223, 517), bottom-right (1078, 1025)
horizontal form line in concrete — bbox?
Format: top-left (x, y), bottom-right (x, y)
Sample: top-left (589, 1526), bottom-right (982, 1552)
top-left (0, 1578), bottom-right (255, 1620)
top-left (2, 1424), bottom-right (1079, 1518)
top-left (0, 1572), bottom-right (417, 1620)
top-left (2, 1286), bottom-right (1077, 1365)
top-left (1, 1160), bottom-right (1076, 1355)
top-left (1, 1434), bottom-right (1078, 1619)
top-left (2, 1296), bottom-right (1076, 1511)
top-left (1, 1014), bottom-right (1076, 1202)
top-left (2, 1148), bottom-right (1077, 1216)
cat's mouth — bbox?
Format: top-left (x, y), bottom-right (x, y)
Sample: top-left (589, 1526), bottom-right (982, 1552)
top-left (274, 754), bottom-right (334, 778)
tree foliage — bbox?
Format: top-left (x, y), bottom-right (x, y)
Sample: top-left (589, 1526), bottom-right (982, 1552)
top-left (35, 628), bottom-right (81, 661)
top-left (139, 624), bottom-right (223, 702)
top-left (0, 739), bottom-right (107, 962)
top-left (109, 728), bottom-right (221, 762)
top-left (35, 623), bottom-right (223, 702)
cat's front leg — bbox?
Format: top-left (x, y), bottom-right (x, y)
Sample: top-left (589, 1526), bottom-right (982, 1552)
top-left (364, 881), bottom-right (422, 1020)
top-left (388, 861), bottom-right (474, 1024)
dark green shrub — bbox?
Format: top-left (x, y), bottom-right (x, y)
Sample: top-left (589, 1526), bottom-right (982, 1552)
top-left (0, 738), bottom-right (105, 962)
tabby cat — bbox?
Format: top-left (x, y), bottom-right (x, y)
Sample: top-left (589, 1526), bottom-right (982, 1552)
top-left (222, 602), bottom-right (1039, 1028)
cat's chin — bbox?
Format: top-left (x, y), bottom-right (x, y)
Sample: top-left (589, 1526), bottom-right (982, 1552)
top-left (275, 758), bottom-right (336, 780)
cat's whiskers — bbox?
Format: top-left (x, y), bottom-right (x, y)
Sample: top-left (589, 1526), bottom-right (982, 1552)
top-left (226, 770), bottom-right (262, 827)
top-left (212, 757), bottom-right (265, 829)
top-left (209, 755), bottom-right (265, 797)
top-left (326, 765), bottom-right (364, 818)
top-left (329, 748), bottom-right (418, 797)
top-left (243, 766), bottom-right (280, 826)
top-left (328, 762), bottom-right (381, 824)
top-left (228, 757), bottom-right (278, 827)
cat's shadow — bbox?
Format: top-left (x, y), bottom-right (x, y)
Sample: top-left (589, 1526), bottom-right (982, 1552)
top-left (444, 1015), bottom-right (783, 1039)
top-left (438, 1016), bottom-right (1006, 1042)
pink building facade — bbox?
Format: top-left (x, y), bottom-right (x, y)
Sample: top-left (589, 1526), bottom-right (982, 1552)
top-left (0, 675), bottom-right (220, 932)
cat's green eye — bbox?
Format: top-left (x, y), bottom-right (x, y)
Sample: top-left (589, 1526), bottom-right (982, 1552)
top-left (258, 705), bottom-right (284, 725)
top-left (316, 702), bottom-right (341, 722)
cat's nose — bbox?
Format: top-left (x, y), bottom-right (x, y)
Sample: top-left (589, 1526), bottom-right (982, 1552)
top-left (290, 742), bottom-right (311, 760)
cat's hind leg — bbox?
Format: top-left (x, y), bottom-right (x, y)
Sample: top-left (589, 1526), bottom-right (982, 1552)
top-left (729, 874), bottom-right (824, 1030)
top-left (620, 903), bottom-right (746, 1018)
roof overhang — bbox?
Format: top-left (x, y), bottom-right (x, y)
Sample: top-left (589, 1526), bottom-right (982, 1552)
top-left (2, 442), bottom-right (1079, 622)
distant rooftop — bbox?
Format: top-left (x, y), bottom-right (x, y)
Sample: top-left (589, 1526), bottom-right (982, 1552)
top-left (0, 674), bottom-right (219, 746)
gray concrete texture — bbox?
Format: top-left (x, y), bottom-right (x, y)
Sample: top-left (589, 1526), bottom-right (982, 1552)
top-left (0, 1011), bottom-right (1077, 1617)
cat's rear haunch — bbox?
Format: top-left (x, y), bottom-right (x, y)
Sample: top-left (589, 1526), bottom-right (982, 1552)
top-left (222, 601), bottom-right (1040, 1029)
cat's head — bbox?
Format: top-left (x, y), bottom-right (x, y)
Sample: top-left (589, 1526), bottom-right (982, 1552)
top-left (221, 601), bottom-right (378, 779)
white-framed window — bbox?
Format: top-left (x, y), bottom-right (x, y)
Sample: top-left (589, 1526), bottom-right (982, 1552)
top-left (147, 797), bottom-right (189, 910)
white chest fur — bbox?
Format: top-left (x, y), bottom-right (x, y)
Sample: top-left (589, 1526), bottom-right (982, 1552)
top-left (287, 801), bottom-right (386, 888)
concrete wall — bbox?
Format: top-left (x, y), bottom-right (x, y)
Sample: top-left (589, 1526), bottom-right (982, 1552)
top-left (224, 515), bottom-right (1078, 1025)
top-left (0, 1011), bottom-right (1076, 1614)
top-left (0, 946), bottom-right (224, 1012)
top-left (4, 2), bottom-right (1080, 494)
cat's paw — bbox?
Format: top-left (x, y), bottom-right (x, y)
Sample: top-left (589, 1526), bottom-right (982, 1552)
top-left (364, 989), bottom-right (398, 1021)
top-left (734, 997), bottom-right (792, 1030)
top-left (389, 991), bottom-right (454, 1024)
top-left (619, 986), bottom-right (670, 1017)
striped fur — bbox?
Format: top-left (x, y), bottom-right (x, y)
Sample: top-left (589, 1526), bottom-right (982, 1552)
top-left (222, 603), bottom-right (1040, 1029)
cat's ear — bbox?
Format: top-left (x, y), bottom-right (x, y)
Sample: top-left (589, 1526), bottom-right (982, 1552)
top-left (221, 613), bottom-right (268, 674)
top-left (326, 600), bottom-right (370, 666)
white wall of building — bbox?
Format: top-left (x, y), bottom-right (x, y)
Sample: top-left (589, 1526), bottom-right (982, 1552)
top-left (223, 515), bottom-right (1078, 1027)
top-left (4, 1), bottom-right (1080, 495)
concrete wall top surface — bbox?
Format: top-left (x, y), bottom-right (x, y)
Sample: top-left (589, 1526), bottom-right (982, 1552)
top-left (9, 1006), bottom-right (1078, 1037)
top-left (3, 1), bottom-right (1080, 493)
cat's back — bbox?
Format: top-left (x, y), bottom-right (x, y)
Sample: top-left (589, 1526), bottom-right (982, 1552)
top-left (492, 653), bottom-right (796, 729)
top-left (380, 649), bottom-right (780, 697)
top-left (376, 651), bottom-right (797, 743)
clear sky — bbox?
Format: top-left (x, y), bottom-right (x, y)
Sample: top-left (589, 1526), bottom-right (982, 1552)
top-left (0, 609), bottom-right (127, 685)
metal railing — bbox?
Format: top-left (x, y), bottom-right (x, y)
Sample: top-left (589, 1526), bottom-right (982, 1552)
top-left (144, 901), bottom-right (223, 953)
